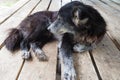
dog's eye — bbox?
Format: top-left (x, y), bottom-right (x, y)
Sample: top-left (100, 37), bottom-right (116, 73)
top-left (75, 16), bottom-right (77, 18)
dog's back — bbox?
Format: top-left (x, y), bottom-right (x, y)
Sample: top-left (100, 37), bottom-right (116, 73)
top-left (4, 11), bottom-right (58, 52)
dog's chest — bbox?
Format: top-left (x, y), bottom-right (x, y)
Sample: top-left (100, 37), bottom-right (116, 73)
top-left (73, 32), bottom-right (97, 44)
top-left (74, 33), bottom-right (86, 44)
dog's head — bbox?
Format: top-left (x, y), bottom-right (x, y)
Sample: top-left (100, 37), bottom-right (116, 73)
top-left (48, 1), bottom-right (89, 35)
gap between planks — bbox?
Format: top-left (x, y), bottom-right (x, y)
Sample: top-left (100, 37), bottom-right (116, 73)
top-left (16, 0), bottom-right (52, 80)
top-left (0, 0), bottom-right (30, 25)
top-left (17, 0), bottom-right (60, 80)
top-left (83, 1), bottom-right (120, 80)
top-left (0, 0), bottom-right (42, 80)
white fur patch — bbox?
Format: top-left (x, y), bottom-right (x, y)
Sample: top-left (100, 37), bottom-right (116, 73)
top-left (34, 48), bottom-right (48, 61)
top-left (62, 56), bottom-right (77, 80)
top-left (73, 44), bottom-right (86, 53)
top-left (21, 50), bottom-right (31, 59)
top-left (59, 47), bottom-right (77, 80)
top-left (73, 43), bottom-right (96, 53)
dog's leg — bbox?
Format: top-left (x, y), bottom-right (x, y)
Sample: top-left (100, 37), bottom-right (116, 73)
top-left (59, 33), bottom-right (77, 80)
top-left (20, 39), bottom-right (31, 60)
top-left (31, 42), bottom-right (48, 61)
top-left (73, 43), bottom-right (96, 53)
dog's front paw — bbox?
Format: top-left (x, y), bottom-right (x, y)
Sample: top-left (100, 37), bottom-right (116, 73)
top-left (73, 43), bottom-right (94, 53)
top-left (34, 49), bottom-right (48, 61)
top-left (62, 66), bottom-right (77, 80)
top-left (73, 44), bottom-right (86, 53)
top-left (22, 51), bottom-right (31, 60)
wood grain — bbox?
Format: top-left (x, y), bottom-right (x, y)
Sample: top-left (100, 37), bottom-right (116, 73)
top-left (91, 35), bottom-right (120, 80)
top-left (18, 41), bottom-right (58, 80)
top-left (0, 0), bottom-right (30, 24)
top-left (0, 0), bottom-right (41, 80)
top-left (73, 52), bottom-right (98, 80)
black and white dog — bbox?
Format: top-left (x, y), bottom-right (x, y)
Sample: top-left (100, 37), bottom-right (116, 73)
top-left (3, 1), bottom-right (106, 80)
top-left (48, 1), bottom-right (106, 80)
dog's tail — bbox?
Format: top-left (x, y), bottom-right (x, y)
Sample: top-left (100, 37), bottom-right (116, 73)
top-left (4, 28), bottom-right (23, 52)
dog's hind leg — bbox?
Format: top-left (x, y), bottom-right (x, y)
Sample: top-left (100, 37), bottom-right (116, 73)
top-left (20, 39), bottom-right (31, 60)
top-left (59, 33), bottom-right (77, 80)
top-left (31, 42), bottom-right (48, 61)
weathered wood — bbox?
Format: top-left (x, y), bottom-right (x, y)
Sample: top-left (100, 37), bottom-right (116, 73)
top-left (18, 0), bottom-right (59, 80)
top-left (31, 0), bottom-right (51, 14)
top-left (91, 35), bottom-right (120, 80)
top-left (0, 48), bottom-right (23, 80)
top-left (0, 0), bottom-right (41, 80)
top-left (49, 0), bottom-right (61, 11)
top-left (110, 0), bottom-right (120, 4)
top-left (18, 41), bottom-right (58, 80)
top-left (100, 0), bottom-right (120, 11)
top-left (61, 0), bottom-right (71, 6)
top-left (89, 0), bottom-right (120, 17)
top-left (0, 0), bottom-right (41, 44)
top-left (73, 52), bottom-right (98, 80)
top-left (0, 0), bottom-right (30, 24)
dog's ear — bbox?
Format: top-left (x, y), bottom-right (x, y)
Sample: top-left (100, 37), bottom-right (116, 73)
top-left (72, 6), bottom-right (88, 26)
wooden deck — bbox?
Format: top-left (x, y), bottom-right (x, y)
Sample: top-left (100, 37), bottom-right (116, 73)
top-left (0, 0), bottom-right (120, 80)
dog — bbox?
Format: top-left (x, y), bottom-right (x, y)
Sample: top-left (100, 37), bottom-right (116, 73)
top-left (3, 1), bottom-right (106, 80)
top-left (3, 11), bottom-right (58, 61)
top-left (48, 1), bottom-right (106, 80)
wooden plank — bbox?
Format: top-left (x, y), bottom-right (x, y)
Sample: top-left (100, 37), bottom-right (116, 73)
top-left (61, 0), bottom-right (71, 6)
top-left (110, 0), bottom-right (120, 4)
top-left (90, 0), bottom-right (120, 17)
top-left (0, 0), bottom-right (41, 44)
top-left (100, 0), bottom-right (120, 11)
top-left (0, 0), bottom-right (41, 80)
top-left (73, 52), bottom-right (98, 80)
top-left (49, 0), bottom-right (61, 11)
top-left (0, 48), bottom-right (23, 80)
top-left (18, 41), bottom-right (58, 80)
top-left (31, 0), bottom-right (51, 14)
top-left (0, 0), bottom-right (30, 24)
top-left (18, 0), bottom-right (58, 80)
top-left (91, 35), bottom-right (120, 80)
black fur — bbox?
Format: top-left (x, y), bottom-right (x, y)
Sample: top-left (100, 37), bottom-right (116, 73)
top-left (4, 28), bottom-right (23, 52)
top-left (4, 11), bottom-right (58, 60)
top-left (58, 1), bottom-right (106, 44)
